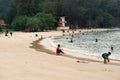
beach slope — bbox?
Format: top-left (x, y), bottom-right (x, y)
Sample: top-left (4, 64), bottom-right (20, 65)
top-left (0, 30), bottom-right (120, 80)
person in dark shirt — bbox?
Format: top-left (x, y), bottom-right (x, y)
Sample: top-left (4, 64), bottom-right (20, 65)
top-left (102, 52), bottom-right (111, 64)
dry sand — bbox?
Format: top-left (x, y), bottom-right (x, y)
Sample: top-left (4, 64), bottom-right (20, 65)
top-left (0, 29), bottom-right (120, 80)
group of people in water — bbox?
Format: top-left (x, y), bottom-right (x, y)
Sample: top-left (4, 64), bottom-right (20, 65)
top-left (56, 30), bottom-right (114, 64)
top-left (34, 30), bottom-right (114, 64)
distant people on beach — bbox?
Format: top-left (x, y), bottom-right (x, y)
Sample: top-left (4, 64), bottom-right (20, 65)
top-left (56, 44), bottom-right (64, 55)
top-left (39, 35), bottom-right (43, 40)
top-left (67, 30), bottom-right (69, 33)
top-left (102, 52), bottom-right (111, 64)
top-left (5, 30), bottom-right (8, 36)
top-left (35, 34), bottom-right (38, 37)
top-left (72, 31), bottom-right (74, 34)
top-left (79, 30), bottom-right (81, 33)
top-left (10, 31), bottom-right (13, 36)
top-left (62, 30), bottom-right (65, 36)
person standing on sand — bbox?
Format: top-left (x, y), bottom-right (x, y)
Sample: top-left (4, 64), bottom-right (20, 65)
top-left (39, 35), bottom-right (43, 40)
top-left (35, 34), bottom-right (38, 37)
top-left (102, 52), bottom-right (111, 64)
top-left (10, 31), bottom-right (13, 36)
top-left (56, 44), bottom-right (64, 55)
top-left (5, 30), bottom-right (8, 36)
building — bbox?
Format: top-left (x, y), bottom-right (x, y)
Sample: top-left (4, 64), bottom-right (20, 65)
top-left (0, 19), bottom-right (6, 26)
top-left (57, 16), bottom-right (69, 30)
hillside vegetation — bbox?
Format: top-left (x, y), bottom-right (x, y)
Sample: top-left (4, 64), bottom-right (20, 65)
top-left (0, 0), bottom-right (120, 31)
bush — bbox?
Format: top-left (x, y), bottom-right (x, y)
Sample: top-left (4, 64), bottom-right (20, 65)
top-left (11, 15), bottom-right (28, 31)
top-left (0, 25), bottom-right (3, 32)
top-left (26, 17), bottom-right (40, 32)
top-left (35, 12), bottom-right (56, 31)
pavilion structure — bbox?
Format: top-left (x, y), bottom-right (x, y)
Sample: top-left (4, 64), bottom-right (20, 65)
top-left (57, 16), bottom-right (69, 30)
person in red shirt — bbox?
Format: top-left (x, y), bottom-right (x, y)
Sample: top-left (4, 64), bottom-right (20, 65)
top-left (56, 44), bottom-right (64, 55)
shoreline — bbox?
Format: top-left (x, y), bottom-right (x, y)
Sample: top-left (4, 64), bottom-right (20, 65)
top-left (30, 39), bottom-right (120, 66)
top-left (38, 29), bottom-right (120, 65)
top-left (38, 39), bottom-right (120, 66)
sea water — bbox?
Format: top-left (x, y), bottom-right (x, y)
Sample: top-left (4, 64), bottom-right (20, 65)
top-left (52, 29), bottom-right (120, 60)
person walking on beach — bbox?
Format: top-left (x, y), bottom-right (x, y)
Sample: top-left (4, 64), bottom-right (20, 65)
top-left (10, 31), bottom-right (13, 36)
top-left (102, 52), bottom-right (111, 64)
top-left (5, 30), bottom-right (8, 36)
top-left (56, 44), bottom-right (64, 55)
top-left (39, 35), bottom-right (43, 40)
top-left (35, 34), bottom-right (38, 37)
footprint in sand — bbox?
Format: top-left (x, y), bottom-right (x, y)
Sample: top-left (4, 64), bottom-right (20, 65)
top-left (76, 60), bottom-right (89, 64)
top-left (104, 69), bottom-right (112, 72)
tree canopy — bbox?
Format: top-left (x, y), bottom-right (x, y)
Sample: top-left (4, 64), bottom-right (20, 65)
top-left (0, 0), bottom-right (120, 31)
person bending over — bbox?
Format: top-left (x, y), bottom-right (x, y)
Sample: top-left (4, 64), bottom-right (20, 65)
top-left (102, 52), bottom-right (111, 64)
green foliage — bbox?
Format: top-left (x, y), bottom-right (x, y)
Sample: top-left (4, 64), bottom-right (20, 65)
top-left (6, 8), bottom-right (17, 24)
top-left (38, 1), bottom-right (45, 12)
top-left (44, 2), bottom-right (58, 15)
top-left (2, 0), bottom-right (120, 29)
top-left (11, 15), bottom-right (28, 31)
top-left (0, 25), bottom-right (3, 32)
top-left (26, 17), bottom-right (40, 31)
top-left (11, 13), bottom-right (56, 31)
top-left (0, 0), bottom-right (11, 15)
top-left (35, 13), bottom-right (56, 31)
top-left (11, 0), bottom-right (40, 16)
top-left (61, 0), bottom-right (120, 28)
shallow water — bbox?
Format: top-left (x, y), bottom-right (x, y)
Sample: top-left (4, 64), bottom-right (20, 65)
top-left (52, 29), bottom-right (120, 59)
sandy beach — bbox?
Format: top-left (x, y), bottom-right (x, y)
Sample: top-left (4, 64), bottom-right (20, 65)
top-left (0, 29), bottom-right (120, 80)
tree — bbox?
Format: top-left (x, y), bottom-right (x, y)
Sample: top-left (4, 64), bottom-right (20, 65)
top-left (44, 1), bottom-right (58, 15)
top-left (26, 17), bottom-right (40, 32)
top-left (0, 0), bottom-right (11, 15)
top-left (10, 0), bottom-right (40, 16)
top-left (35, 12), bottom-right (56, 31)
top-left (11, 15), bottom-right (28, 31)
top-left (0, 25), bottom-right (3, 32)
top-left (3, 0), bottom-right (120, 29)
top-left (38, 1), bottom-right (45, 12)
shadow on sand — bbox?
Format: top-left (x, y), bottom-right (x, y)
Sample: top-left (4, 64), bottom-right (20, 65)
top-left (30, 39), bottom-right (120, 66)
